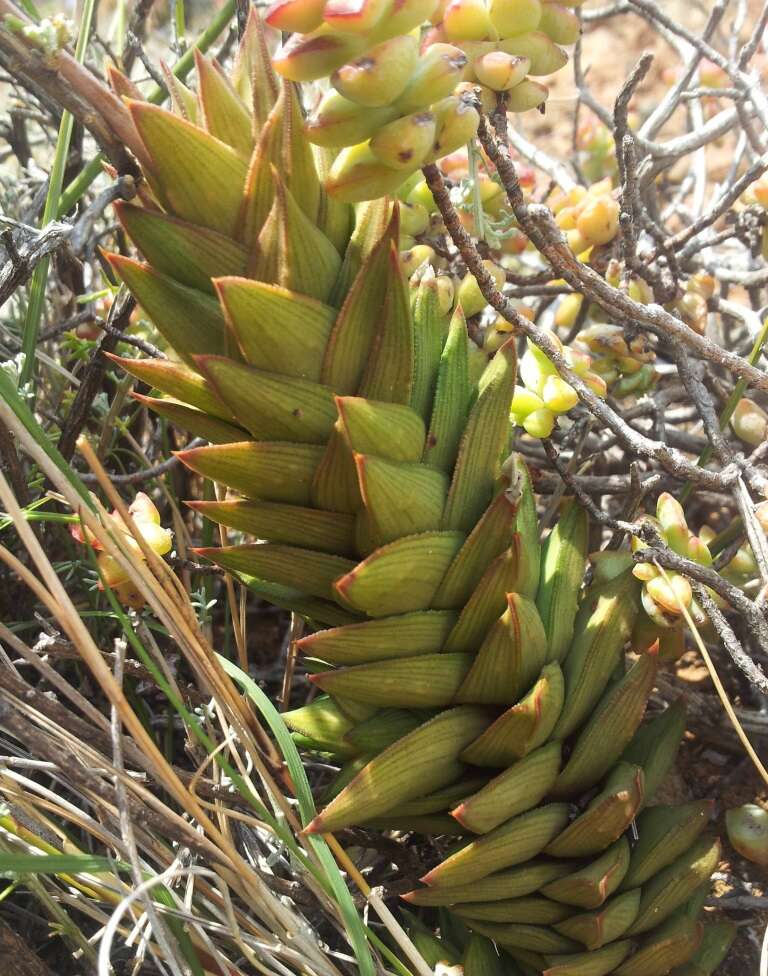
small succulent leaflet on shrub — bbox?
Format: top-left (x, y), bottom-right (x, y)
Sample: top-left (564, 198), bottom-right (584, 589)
top-left (105, 21), bottom-right (721, 975)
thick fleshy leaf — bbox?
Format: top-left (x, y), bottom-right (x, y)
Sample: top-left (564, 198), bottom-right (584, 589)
top-left (253, 171), bottom-right (341, 302)
top-left (541, 838), bottom-right (631, 910)
top-left (545, 764), bottom-right (645, 859)
top-left (356, 454), bottom-right (448, 546)
top-left (239, 574), bottom-right (357, 626)
top-left (107, 354), bottom-right (235, 420)
top-left (403, 861), bottom-right (570, 907)
top-left (537, 499), bottom-right (589, 663)
top-left (329, 196), bottom-right (392, 305)
top-left (215, 277), bottom-right (335, 382)
top-left (544, 940), bottom-right (632, 976)
top-left (554, 890), bottom-right (641, 952)
top-left (455, 594), bottom-right (547, 705)
top-left (344, 709), bottom-right (424, 752)
top-left (231, 7), bottom-right (280, 126)
top-left (424, 306), bottom-right (472, 472)
top-left (553, 570), bottom-right (640, 741)
top-left (306, 706), bottom-right (490, 833)
top-left (186, 499), bottom-right (356, 555)
top-left (283, 696), bottom-right (356, 756)
top-left (279, 79), bottom-right (323, 223)
top-left (195, 542), bottom-right (355, 600)
top-left (445, 535), bottom-right (538, 652)
top-left (432, 489), bottom-right (520, 609)
top-left (313, 145), bottom-right (354, 255)
top-left (614, 917), bottom-right (703, 976)
top-left (236, 103), bottom-right (281, 246)
top-left (129, 101), bottom-right (248, 236)
top-left (420, 804), bottom-right (569, 887)
top-left (411, 269), bottom-right (451, 420)
top-left (357, 243), bottom-right (413, 404)
top-left (455, 897), bottom-right (571, 926)
top-left (460, 663), bottom-right (564, 766)
top-left (336, 396), bottom-right (426, 461)
top-left (296, 610), bottom-right (457, 665)
top-left (385, 775), bottom-right (489, 817)
top-left (321, 210), bottom-right (398, 393)
top-left (176, 441), bottom-right (323, 504)
top-left (131, 394), bottom-right (246, 443)
top-left (453, 742), bottom-right (561, 835)
top-left (115, 204), bottom-right (248, 295)
top-left (442, 339), bottom-right (517, 532)
top-left (621, 698), bottom-right (687, 806)
top-left (195, 51), bottom-right (253, 156)
top-left (552, 652), bottom-right (658, 798)
top-left (108, 256), bottom-right (228, 364)
top-left (621, 801), bottom-right (713, 891)
top-left (310, 426), bottom-right (362, 514)
top-left (196, 356), bottom-right (337, 443)
top-left (311, 653), bottom-right (472, 707)
top-left (335, 531), bottom-right (465, 617)
top-left (626, 836), bottom-right (721, 937)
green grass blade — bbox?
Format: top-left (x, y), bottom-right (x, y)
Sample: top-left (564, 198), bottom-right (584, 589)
top-left (0, 853), bottom-right (127, 874)
top-left (20, 0), bottom-right (98, 387)
top-left (219, 656), bottom-right (378, 976)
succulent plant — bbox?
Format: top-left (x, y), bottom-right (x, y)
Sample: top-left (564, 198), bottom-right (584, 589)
top-left (268, 0), bottom-right (578, 199)
top-left (106, 23), bottom-right (719, 975)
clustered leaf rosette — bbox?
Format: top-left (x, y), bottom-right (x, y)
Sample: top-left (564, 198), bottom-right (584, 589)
top-left (269, 0), bottom-right (581, 201)
top-left (509, 331), bottom-right (605, 438)
top-left (71, 492), bottom-right (173, 607)
top-left (105, 26), bottom-right (723, 975)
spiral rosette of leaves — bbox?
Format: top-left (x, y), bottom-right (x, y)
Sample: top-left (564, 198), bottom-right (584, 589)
top-left (107, 21), bottom-right (725, 976)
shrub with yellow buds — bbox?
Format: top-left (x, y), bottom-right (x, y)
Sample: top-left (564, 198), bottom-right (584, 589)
top-left (71, 492), bottom-right (173, 608)
top-left (510, 330), bottom-right (606, 438)
top-left (731, 397), bottom-right (768, 447)
top-left (577, 322), bottom-right (657, 397)
top-left (631, 493), bottom-right (711, 631)
top-left (271, 0), bottom-right (577, 200)
top-left (551, 179), bottom-right (620, 256)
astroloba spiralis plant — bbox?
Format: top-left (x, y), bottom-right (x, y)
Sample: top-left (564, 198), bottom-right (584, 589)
top-left (105, 18), bottom-right (726, 976)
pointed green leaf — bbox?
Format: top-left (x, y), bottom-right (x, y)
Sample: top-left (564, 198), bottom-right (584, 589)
top-left (215, 277), bottom-right (335, 382)
top-left (186, 499), bottom-right (356, 555)
top-left (553, 569), bottom-right (640, 741)
top-left (313, 653), bottom-right (472, 708)
top-left (131, 394), bottom-right (245, 443)
top-left (621, 698), bottom-right (687, 806)
top-left (252, 170), bottom-right (341, 302)
top-left (356, 454), bottom-right (448, 546)
top-left (231, 7), bottom-right (280, 127)
top-left (321, 211), bottom-right (398, 393)
top-left (307, 706), bottom-right (490, 833)
top-left (336, 396), bottom-right (426, 461)
top-left (545, 764), bottom-right (645, 859)
top-left (541, 838), bottom-right (631, 910)
top-left (107, 256), bottom-right (228, 364)
top-left (554, 890), bottom-right (640, 952)
top-left (553, 652), bottom-right (658, 798)
top-left (129, 101), bottom-right (248, 236)
top-left (329, 196), bottom-right (393, 306)
top-left (310, 426), bottom-right (362, 514)
top-left (280, 79), bottom-right (322, 224)
top-left (622, 801), bottom-right (714, 891)
top-left (115, 203), bottom-right (248, 295)
top-left (443, 339), bottom-right (517, 532)
top-left (195, 51), bottom-right (253, 156)
top-left (456, 594), bottom-right (547, 705)
top-left (296, 610), bottom-right (457, 665)
top-left (176, 441), bottom-right (323, 504)
top-left (411, 268), bottom-right (451, 420)
top-left (196, 356), bottom-right (337, 444)
top-left (543, 940), bottom-right (631, 976)
top-left (335, 531), bottom-right (465, 617)
top-left (404, 861), bottom-right (570, 907)
top-left (357, 243), bottom-right (413, 404)
top-left (453, 742), bottom-right (562, 835)
top-left (433, 489), bottom-right (520, 609)
top-left (283, 696), bottom-right (357, 756)
top-left (537, 499), bottom-right (589, 663)
top-left (239, 574), bottom-right (358, 626)
top-left (195, 542), bottom-right (354, 600)
top-left (107, 354), bottom-right (234, 420)
top-left (236, 104), bottom-right (280, 247)
top-left (424, 306), bottom-right (472, 472)
top-left (460, 663), bottom-right (564, 766)
top-left (421, 804), bottom-right (569, 888)
top-left (445, 535), bottom-right (538, 652)
top-left (344, 709), bottom-right (424, 753)
top-left (456, 897), bottom-right (571, 926)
